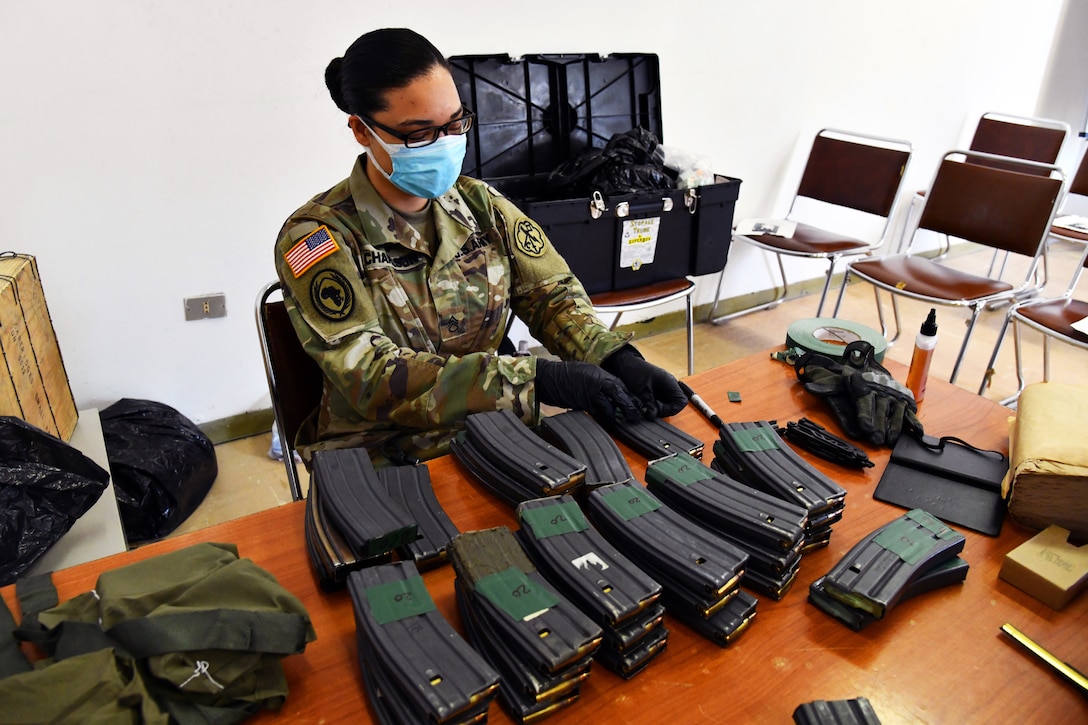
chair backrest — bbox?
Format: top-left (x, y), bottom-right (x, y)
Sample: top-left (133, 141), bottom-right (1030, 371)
top-left (968, 112), bottom-right (1069, 175)
top-left (917, 150), bottom-right (1064, 258)
top-left (255, 280), bottom-right (324, 501)
top-left (795, 129), bottom-right (912, 216)
top-left (1069, 144), bottom-right (1088, 197)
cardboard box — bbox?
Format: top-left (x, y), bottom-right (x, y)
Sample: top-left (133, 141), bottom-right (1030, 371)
top-left (0, 253), bottom-right (77, 440)
top-left (999, 525), bottom-right (1088, 610)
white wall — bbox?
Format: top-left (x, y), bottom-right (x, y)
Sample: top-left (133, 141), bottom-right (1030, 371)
top-left (0, 0), bottom-right (1070, 424)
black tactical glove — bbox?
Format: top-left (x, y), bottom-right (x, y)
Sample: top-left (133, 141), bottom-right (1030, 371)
top-left (847, 358), bottom-right (922, 446)
top-left (794, 341), bottom-right (923, 448)
top-left (535, 358), bottom-right (642, 424)
top-left (600, 345), bottom-right (688, 418)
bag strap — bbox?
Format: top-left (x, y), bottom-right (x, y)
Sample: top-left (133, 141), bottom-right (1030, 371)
top-left (109, 610), bottom-right (311, 658)
top-left (917, 435), bottom-right (1006, 462)
top-left (0, 596), bottom-right (31, 679)
top-left (12, 573), bottom-right (58, 648)
top-left (12, 574), bottom-right (122, 660)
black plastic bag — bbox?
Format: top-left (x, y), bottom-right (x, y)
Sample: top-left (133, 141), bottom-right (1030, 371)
top-left (0, 416), bottom-right (110, 586)
top-left (100, 399), bottom-right (217, 543)
top-left (547, 127), bottom-right (676, 197)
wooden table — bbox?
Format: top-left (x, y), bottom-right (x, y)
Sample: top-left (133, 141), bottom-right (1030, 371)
top-left (5, 350), bottom-right (1086, 723)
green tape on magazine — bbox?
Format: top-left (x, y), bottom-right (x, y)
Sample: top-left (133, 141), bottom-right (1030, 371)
top-left (646, 452), bottom-right (716, 487)
top-left (874, 514), bottom-right (953, 566)
top-left (366, 575), bottom-right (436, 625)
top-left (476, 568), bottom-right (559, 622)
top-left (601, 484), bottom-right (661, 521)
top-left (730, 428), bottom-right (780, 452)
top-left (520, 500), bottom-right (588, 539)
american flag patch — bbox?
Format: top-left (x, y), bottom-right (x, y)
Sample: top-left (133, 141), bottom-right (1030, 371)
top-left (285, 225), bottom-right (339, 278)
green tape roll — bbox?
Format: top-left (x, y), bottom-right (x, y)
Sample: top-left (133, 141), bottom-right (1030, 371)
top-left (786, 318), bottom-right (887, 362)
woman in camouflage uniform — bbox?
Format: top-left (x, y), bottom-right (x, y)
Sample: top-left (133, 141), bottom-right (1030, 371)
top-left (275, 28), bottom-right (686, 465)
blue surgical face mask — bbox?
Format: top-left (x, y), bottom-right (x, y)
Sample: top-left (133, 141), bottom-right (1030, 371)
top-left (362, 122), bottom-right (467, 199)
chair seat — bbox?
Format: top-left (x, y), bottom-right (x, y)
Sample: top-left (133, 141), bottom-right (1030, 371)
top-left (590, 277), bottom-right (695, 308)
top-left (591, 277), bottom-right (697, 375)
top-left (742, 222), bottom-right (870, 256)
top-left (1015, 297), bottom-right (1088, 345)
top-left (1050, 223), bottom-right (1088, 243)
top-left (849, 255), bottom-right (1014, 301)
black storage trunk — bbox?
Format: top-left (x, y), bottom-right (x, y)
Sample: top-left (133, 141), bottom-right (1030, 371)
top-left (451, 53), bottom-right (741, 295)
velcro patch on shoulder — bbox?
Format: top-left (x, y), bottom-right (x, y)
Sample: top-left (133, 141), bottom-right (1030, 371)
top-left (513, 217), bottom-right (548, 258)
top-left (285, 225), bottom-right (340, 278)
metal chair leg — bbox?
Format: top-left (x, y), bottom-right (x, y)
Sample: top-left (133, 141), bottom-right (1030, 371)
top-left (1013, 317), bottom-right (1026, 399)
top-left (814, 256), bottom-right (840, 317)
top-left (831, 268), bottom-right (850, 316)
top-left (708, 249), bottom-right (789, 324)
top-left (685, 293), bottom-right (694, 376)
top-left (888, 293), bottom-right (903, 345)
top-left (979, 311), bottom-right (1013, 395)
top-left (896, 194), bottom-right (922, 254)
top-left (1043, 333), bottom-right (1052, 382)
top-left (706, 264), bottom-right (729, 322)
top-left (949, 305), bottom-right (983, 384)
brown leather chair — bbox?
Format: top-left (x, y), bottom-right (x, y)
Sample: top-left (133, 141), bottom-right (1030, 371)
top-left (968, 112), bottom-right (1069, 171)
top-left (255, 281), bottom-right (323, 501)
top-left (709, 129), bottom-right (912, 323)
top-left (833, 150), bottom-right (1065, 387)
top-left (1049, 142), bottom-right (1088, 245)
top-left (1035, 141), bottom-right (1088, 287)
top-left (982, 238), bottom-right (1088, 402)
top-left (900, 111), bottom-right (1070, 257)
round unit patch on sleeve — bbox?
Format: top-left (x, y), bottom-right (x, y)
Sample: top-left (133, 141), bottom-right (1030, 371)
top-left (514, 218), bottom-right (547, 258)
top-left (310, 269), bottom-right (354, 321)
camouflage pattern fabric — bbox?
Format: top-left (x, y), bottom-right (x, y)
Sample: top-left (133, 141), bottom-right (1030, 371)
top-left (275, 156), bottom-right (630, 464)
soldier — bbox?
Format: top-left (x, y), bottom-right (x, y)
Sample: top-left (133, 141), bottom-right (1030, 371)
top-left (275, 28), bottom-right (687, 466)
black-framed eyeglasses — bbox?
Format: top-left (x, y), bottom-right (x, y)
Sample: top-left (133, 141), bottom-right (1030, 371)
top-left (360, 107), bottom-right (475, 148)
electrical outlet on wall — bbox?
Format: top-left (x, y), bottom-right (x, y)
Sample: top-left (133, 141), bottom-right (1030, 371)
top-left (184, 294), bottom-right (227, 320)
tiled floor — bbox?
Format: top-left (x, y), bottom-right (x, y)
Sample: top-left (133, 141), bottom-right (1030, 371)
top-left (172, 239), bottom-right (1086, 538)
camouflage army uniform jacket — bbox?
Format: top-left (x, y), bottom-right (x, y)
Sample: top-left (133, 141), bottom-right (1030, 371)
top-left (275, 156), bottom-right (631, 464)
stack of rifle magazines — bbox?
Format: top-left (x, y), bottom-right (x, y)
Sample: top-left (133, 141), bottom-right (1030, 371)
top-left (451, 410), bottom-right (587, 506)
top-left (646, 452), bottom-right (809, 600)
top-left (537, 411), bottom-right (636, 495)
top-left (305, 449), bottom-right (461, 589)
top-left (593, 412), bottom-right (705, 461)
top-left (515, 495), bottom-right (668, 679)
top-left (305, 449), bottom-right (404, 589)
top-left (585, 481), bottom-right (757, 647)
top-left (448, 527), bottom-right (603, 723)
top-left (713, 421), bottom-right (847, 551)
top-left (380, 465), bottom-right (461, 570)
top-left (808, 509), bottom-right (968, 630)
top-left (347, 561), bottom-right (500, 724)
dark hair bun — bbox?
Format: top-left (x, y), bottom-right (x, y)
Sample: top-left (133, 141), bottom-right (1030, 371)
top-left (324, 56), bottom-right (350, 113)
